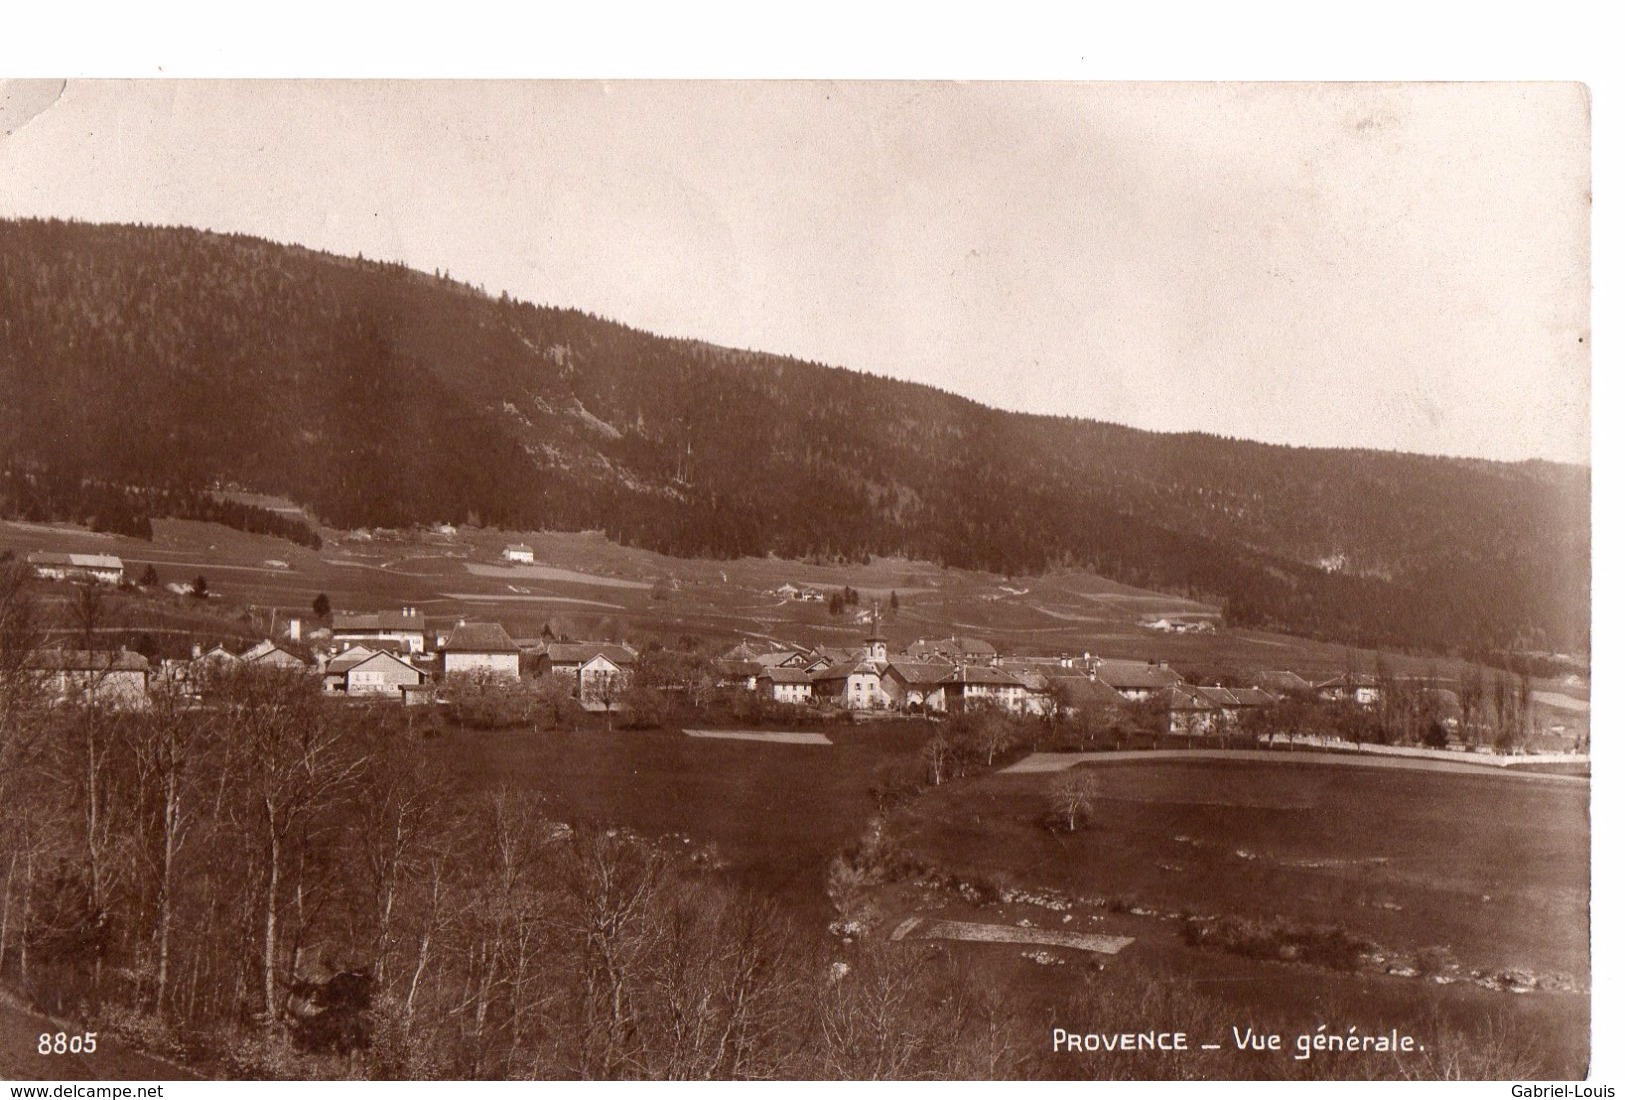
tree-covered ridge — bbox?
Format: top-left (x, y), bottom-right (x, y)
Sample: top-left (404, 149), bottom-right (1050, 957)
top-left (0, 218), bottom-right (1589, 654)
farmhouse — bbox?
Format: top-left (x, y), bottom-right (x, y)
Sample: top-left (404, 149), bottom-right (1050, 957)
top-left (879, 660), bottom-right (951, 712)
top-left (756, 664), bottom-right (813, 704)
top-left (810, 657), bottom-right (886, 708)
top-left (1093, 658), bottom-right (1184, 701)
top-left (324, 647), bottom-right (426, 696)
top-left (28, 552), bottom-right (125, 585)
top-left (714, 659), bottom-right (760, 691)
top-left (502, 543), bottom-right (535, 564)
top-left (240, 639), bottom-right (313, 670)
top-left (28, 649), bottom-right (150, 709)
top-left (1046, 673), bottom-right (1127, 716)
top-left (191, 642), bottom-right (240, 667)
top-left (442, 621), bottom-right (523, 679)
top-left (1315, 672), bottom-right (1381, 706)
top-left (939, 663), bottom-right (1029, 712)
top-left (1161, 684), bottom-right (1279, 736)
top-left (539, 641), bottom-right (638, 709)
top-left (1256, 670), bottom-right (1316, 695)
top-left (332, 608), bottom-right (427, 654)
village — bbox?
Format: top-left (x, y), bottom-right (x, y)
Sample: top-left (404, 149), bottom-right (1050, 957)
top-left (14, 544), bottom-right (1586, 757)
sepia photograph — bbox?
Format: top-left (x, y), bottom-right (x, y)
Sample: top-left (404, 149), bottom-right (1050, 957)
top-left (0, 16), bottom-right (1600, 1091)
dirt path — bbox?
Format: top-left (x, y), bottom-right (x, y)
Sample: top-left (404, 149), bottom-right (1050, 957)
top-left (891, 916), bottom-right (1133, 955)
top-left (683, 729), bottom-right (833, 745)
top-left (1003, 748), bottom-right (1589, 784)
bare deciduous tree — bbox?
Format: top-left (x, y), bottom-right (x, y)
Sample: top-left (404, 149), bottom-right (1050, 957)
top-left (1049, 767), bottom-right (1100, 832)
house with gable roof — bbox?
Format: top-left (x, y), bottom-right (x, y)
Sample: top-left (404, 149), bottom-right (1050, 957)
top-left (28, 649), bottom-right (150, 709)
top-left (541, 641), bottom-right (638, 707)
top-left (442, 621), bottom-right (523, 679)
top-left (809, 628), bottom-right (889, 709)
top-left (332, 607), bottom-right (427, 654)
top-left (28, 552), bottom-right (125, 585)
top-left (324, 646), bottom-right (426, 697)
top-left (1092, 658), bottom-right (1184, 701)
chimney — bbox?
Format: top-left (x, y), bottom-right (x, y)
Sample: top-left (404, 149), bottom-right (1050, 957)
top-left (288, 617), bottom-right (302, 642)
top-left (191, 642), bottom-right (202, 659)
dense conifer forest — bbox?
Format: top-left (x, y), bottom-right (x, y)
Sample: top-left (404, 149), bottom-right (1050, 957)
top-left (0, 219), bottom-right (1589, 655)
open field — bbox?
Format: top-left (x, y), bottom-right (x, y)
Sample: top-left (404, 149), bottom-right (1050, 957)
top-left (423, 720), bottom-right (1589, 1077)
top-left (891, 757), bottom-right (1588, 979)
top-left (875, 754), bottom-right (1588, 1076)
top-left (425, 720), bottom-right (933, 901)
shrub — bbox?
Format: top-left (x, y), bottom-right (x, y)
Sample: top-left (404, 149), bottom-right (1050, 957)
top-left (1183, 915), bottom-right (1376, 972)
top-left (440, 671), bottom-right (573, 730)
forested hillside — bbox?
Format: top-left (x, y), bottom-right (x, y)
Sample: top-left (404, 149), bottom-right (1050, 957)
top-left (0, 219), bottom-right (1589, 654)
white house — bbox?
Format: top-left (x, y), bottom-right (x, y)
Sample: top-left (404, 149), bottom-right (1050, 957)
top-left (940, 664), bottom-right (1030, 713)
top-left (543, 642), bottom-right (638, 706)
top-left (332, 608), bottom-right (427, 654)
top-left (325, 647), bottom-right (426, 696)
top-left (1092, 658), bottom-right (1184, 702)
top-left (757, 665), bottom-right (814, 704)
top-left (502, 544), bottom-right (536, 564)
top-left (28, 649), bottom-right (150, 709)
top-left (442, 621), bottom-right (523, 679)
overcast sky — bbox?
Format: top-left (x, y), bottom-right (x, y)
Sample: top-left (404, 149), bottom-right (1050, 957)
top-left (0, 78), bottom-right (1590, 464)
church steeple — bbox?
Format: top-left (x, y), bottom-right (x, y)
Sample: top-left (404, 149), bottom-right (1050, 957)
top-left (863, 601), bottom-right (887, 665)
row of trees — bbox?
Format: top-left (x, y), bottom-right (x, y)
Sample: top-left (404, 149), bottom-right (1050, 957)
top-left (0, 466), bottom-right (324, 549)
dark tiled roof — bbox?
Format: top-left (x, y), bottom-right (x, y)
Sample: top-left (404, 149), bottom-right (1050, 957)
top-left (1229, 687), bottom-right (1279, 707)
top-left (906, 636), bottom-right (997, 659)
top-left (810, 659), bottom-right (882, 682)
top-left (883, 660), bottom-right (953, 686)
top-left (1048, 675), bottom-right (1125, 706)
top-left (1164, 685), bottom-right (1216, 711)
top-left (333, 610), bottom-right (426, 633)
top-left (754, 650), bottom-right (810, 667)
top-left (758, 666), bottom-right (812, 684)
top-left (330, 649), bottom-right (417, 676)
top-left (946, 665), bottom-right (1023, 686)
top-left (443, 622), bottom-right (521, 653)
top-left (325, 647), bottom-right (378, 675)
top-left (544, 641), bottom-right (636, 666)
top-left (1257, 670), bottom-right (1314, 692)
top-left (28, 649), bottom-right (149, 673)
top-left (1094, 660), bottom-right (1184, 691)
top-left (246, 645), bottom-right (311, 667)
